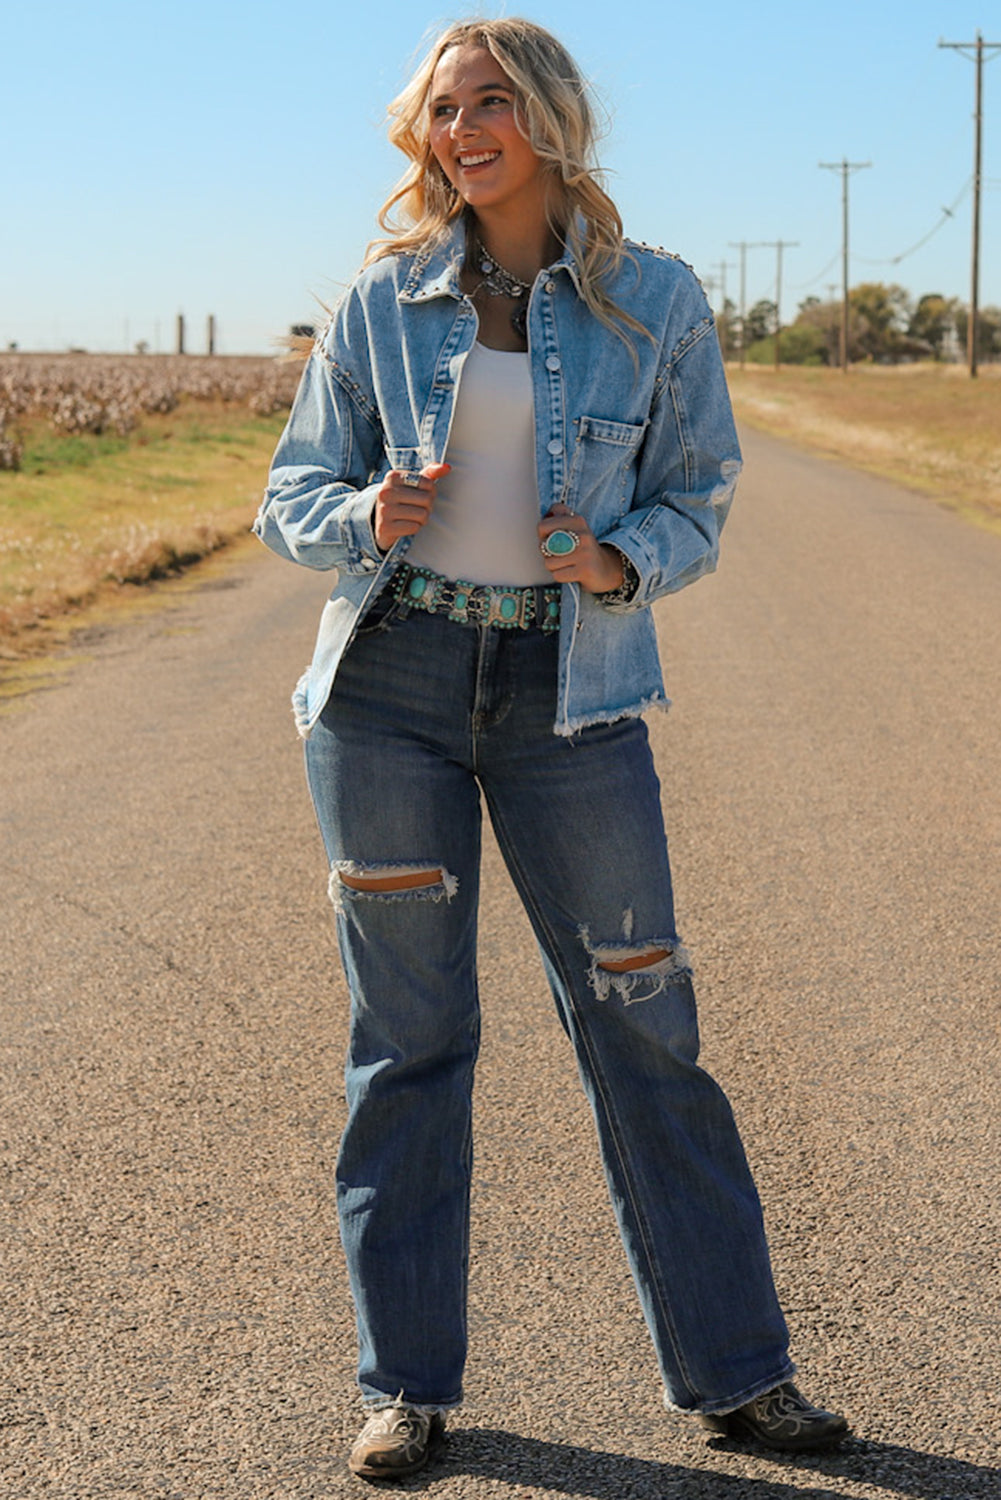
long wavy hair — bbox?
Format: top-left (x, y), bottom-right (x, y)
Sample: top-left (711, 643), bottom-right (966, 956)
top-left (367, 17), bottom-right (648, 348)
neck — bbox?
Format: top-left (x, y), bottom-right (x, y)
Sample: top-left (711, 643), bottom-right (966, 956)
top-left (470, 211), bottom-right (562, 284)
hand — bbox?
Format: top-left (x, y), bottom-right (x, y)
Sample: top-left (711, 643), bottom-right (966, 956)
top-left (374, 463), bottom-right (451, 552)
top-left (537, 504), bottom-right (624, 593)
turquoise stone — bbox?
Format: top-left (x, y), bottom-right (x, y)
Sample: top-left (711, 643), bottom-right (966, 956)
top-left (408, 576), bottom-right (427, 599)
top-left (547, 599), bottom-right (560, 618)
top-left (499, 596), bottom-right (517, 620)
top-left (546, 530), bottom-right (576, 556)
top-left (454, 592), bottom-right (468, 610)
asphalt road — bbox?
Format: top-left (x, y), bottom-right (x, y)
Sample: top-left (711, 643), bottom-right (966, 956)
top-left (1, 427), bottom-right (998, 1498)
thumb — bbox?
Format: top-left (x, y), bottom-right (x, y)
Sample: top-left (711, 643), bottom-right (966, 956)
top-left (423, 462), bottom-right (452, 480)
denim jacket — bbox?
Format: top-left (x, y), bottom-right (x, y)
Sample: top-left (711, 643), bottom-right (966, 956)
top-left (254, 220), bottom-right (741, 737)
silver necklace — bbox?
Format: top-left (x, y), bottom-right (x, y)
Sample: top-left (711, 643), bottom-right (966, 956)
top-left (472, 240), bottom-right (532, 337)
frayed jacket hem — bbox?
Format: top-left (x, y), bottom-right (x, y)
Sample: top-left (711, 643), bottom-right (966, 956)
top-left (556, 693), bottom-right (671, 738)
top-left (293, 676), bottom-right (671, 742)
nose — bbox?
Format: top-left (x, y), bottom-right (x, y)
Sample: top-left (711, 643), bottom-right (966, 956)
top-left (449, 107), bottom-right (478, 140)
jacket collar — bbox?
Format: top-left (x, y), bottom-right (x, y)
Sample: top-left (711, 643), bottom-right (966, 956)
top-left (398, 217), bottom-right (583, 303)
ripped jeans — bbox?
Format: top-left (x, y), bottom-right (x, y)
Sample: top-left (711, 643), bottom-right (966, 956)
top-left (304, 598), bottom-right (793, 1415)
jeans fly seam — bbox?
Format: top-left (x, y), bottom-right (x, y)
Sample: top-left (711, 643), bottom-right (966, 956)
top-left (482, 794), bottom-right (698, 1404)
top-left (469, 626), bottom-right (516, 765)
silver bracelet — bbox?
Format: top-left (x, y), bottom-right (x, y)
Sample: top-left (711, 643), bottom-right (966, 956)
top-left (595, 550), bottom-right (640, 605)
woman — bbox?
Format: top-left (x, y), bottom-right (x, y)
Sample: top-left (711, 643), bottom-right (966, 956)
top-left (255, 17), bottom-right (848, 1481)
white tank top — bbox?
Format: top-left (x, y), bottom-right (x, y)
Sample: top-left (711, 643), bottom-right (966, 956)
top-left (405, 342), bottom-right (552, 586)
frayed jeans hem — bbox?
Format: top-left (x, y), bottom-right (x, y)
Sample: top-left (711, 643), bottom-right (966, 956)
top-left (361, 1392), bottom-right (461, 1416)
top-left (664, 1361), bottom-right (797, 1418)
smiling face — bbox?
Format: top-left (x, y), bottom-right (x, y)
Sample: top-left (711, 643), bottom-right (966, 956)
top-left (428, 45), bottom-right (548, 227)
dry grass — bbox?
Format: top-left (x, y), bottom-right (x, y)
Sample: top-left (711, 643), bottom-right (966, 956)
top-left (0, 403), bottom-right (286, 660)
top-left (6, 357), bottom-right (999, 666)
top-left (727, 363), bottom-right (1001, 532)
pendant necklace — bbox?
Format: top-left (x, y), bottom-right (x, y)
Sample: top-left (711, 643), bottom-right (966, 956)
top-left (472, 239), bottom-right (532, 339)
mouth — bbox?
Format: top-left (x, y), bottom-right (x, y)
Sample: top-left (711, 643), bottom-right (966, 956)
top-left (456, 150), bottom-right (500, 169)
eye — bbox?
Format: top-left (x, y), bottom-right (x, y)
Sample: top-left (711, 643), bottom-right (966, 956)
top-left (482, 94), bottom-right (512, 108)
top-left (431, 102), bottom-right (456, 119)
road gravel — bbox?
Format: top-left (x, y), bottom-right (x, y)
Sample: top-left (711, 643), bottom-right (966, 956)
top-left (1, 427), bottom-right (998, 1498)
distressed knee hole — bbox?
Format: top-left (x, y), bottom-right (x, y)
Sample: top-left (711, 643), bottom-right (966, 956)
top-left (327, 860), bottom-right (458, 914)
top-left (579, 924), bottom-right (691, 1005)
top-left (340, 869), bottom-right (442, 893)
top-left (598, 947), bottom-right (672, 973)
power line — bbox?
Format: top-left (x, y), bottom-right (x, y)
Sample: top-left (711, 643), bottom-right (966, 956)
top-left (793, 179), bottom-right (968, 291)
top-left (939, 32), bottom-right (1001, 376)
top-left (790, 250), bottom-right (841, 291)
top-left (853, 181), bottom-right (970, 267)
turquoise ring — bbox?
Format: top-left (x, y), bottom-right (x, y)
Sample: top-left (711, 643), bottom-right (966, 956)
top-left (540, 528), bottom-right (580, 558)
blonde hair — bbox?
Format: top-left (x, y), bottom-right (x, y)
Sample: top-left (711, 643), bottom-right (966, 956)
top-left (367, 16), bottom-right (649, 348)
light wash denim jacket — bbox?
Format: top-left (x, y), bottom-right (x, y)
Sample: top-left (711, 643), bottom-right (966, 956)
top-left (254, 221), bottom-right (741, 737)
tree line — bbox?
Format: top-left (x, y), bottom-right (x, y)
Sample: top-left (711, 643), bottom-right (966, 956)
top-left (718, 285), bottom-right (1001, 365)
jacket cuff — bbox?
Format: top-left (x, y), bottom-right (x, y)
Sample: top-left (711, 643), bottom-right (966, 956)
top-left (594, 544), bottom-right (642, 609)
top-left (335, 484), bottom-right (383, 572)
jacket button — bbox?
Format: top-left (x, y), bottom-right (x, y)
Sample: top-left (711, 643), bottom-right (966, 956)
top-left (545, 280), bottom-right (556, 293)
top-left (547, 439), bottom-right (563, 455)
top-left (546, 355), bottom-right (561, 371)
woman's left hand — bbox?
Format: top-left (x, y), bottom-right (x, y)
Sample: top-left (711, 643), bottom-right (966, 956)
top-left (538, 504), bottom-right (624, 593)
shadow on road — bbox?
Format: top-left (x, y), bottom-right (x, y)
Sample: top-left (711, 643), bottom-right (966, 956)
top-left (418, 1428), bottom-right (999, 1498)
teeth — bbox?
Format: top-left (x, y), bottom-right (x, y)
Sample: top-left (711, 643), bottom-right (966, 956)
top-left (458, 151), bottom-right (499, 167)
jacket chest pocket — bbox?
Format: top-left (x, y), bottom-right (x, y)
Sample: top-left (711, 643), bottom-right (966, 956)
top-left (563, 416), bottom-right (647, 523)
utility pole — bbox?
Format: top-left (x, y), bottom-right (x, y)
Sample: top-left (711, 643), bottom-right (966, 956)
top-left (826, 283), bottom-right (839, 367)
top-left (939, 32), bottom-right (1001, 377)
top-left (712, 259), bottom-right (736, 358)
top-left (819, 158), bottom-right (872, 371)
top-left (756, 241), bottom-right (799, 369)
top-left (728, 241), bottom-right (768, 368)
top-left (712, 260), bottom-right (735, 312)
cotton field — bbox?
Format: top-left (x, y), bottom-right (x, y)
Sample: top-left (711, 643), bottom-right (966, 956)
top-left (0, 353), bottom-right (301, 469)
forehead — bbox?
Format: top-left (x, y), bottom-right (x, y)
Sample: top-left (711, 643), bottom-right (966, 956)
top-left (430, 44), bottom-right (514, 97)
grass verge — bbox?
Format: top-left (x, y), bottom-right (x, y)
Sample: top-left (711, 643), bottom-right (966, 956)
top-left (727, 363), bottom-right (1001, 534)
top-left (5, 365), bottom-right (999, 665)
top-left (0, 404), bottom-right (286, 660)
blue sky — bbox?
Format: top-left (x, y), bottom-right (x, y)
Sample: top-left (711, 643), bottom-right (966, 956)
top-left (4, 0), bottom-right (999, 352)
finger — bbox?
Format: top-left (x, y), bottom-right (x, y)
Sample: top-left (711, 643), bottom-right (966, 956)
top-left (383, 503), bottom-right (433, 531)
top-left (538, 512), bottom-right (589, 537)
top-left (381, 495), bottom-right (432, 519)
top-left (392, 470), bottom-right (430, 492)
top-left (392, 463), bottom-right (451, 489)
top-left (377, 512), bottom-right (429, 544)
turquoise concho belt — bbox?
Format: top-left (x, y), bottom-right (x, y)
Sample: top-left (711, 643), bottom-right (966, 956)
top-left (391, 564), bottom-right (561, 632)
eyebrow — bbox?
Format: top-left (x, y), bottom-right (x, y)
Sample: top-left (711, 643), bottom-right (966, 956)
top-left (430, 80), bottom-right (515, 105)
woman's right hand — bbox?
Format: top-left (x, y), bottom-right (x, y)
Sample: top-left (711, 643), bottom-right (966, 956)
top-left (374, 463), bottom-right (451, 552)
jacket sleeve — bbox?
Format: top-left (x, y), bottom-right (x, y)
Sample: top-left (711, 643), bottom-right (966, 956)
top-left (596, 307), bottom-right (741, 610)
top-left (253, 302), bottom-right (387, 574)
